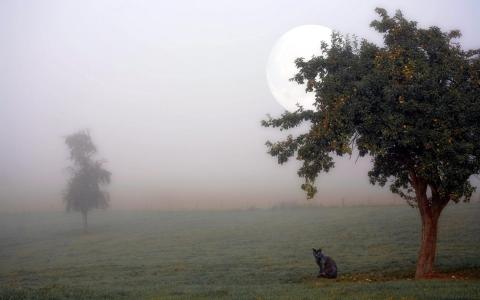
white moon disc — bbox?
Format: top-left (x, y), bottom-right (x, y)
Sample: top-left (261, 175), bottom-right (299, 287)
top-left (266, 25), bottom-right (332, 112)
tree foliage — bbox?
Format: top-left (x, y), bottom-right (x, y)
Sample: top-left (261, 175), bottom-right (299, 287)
top-left (263, 8), bottom-right (480, 204)
top-left (64, 130), bottom-right (111, 229)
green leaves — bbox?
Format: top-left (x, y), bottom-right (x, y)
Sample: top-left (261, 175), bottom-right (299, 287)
top-left (263, 8), bottom-right (480, 204)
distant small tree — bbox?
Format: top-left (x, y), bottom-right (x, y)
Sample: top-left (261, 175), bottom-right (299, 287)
top-left (262, 8), bottom-right (480, 278)
top-left (64, 130), bottom-right (111, 232)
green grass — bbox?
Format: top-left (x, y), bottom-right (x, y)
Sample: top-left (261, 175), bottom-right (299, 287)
top-left (1, 204), bottom-right (479, 299)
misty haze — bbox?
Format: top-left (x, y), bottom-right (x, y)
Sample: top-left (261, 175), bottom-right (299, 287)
top-left (1, 0), bottom-right (479, 299)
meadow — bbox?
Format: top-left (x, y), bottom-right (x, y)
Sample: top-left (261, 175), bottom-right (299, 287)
top-left (1, 204), bottom-right (479, 299)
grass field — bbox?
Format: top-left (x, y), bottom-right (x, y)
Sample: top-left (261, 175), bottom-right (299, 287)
top-left (1, 204), bottom-right (479, 299)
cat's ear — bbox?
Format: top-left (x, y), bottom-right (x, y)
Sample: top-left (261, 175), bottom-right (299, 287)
top-left (312, 248), bottom-right (316, 253)
top-left (318, 248), bottom-right (322, 253)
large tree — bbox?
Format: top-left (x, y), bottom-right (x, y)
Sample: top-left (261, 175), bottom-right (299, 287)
top-left (262, 8), bottom-right (480, 278)
top-left (64, 130), bottom-right (111, 232)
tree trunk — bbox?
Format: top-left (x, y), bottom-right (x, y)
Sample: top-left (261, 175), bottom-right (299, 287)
top-left (82, 211), bottom-right (88, 233)
top-left (415, 211), bottom-right (440, 278)
top-left (411, 173), bottom-right (448, 279)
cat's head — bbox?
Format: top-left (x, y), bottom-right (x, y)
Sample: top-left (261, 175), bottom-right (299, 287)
top-left (312, 248), bottom-right (323, 258)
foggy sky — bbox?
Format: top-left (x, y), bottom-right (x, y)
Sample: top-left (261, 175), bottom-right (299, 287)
top-left (1, 0), bottom-right (479, 211)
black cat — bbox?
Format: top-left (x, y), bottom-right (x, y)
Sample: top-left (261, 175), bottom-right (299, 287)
top-left (312, 248), bottom-right (337, 278)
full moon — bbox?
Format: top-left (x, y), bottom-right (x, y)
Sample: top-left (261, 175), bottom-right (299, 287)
top-left (266, 25), bottom-right (332, 112)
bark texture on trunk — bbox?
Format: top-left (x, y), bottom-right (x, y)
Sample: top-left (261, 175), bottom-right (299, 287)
top-left (410, 172), bottom-right (449, 279)
top-left (416, 209), bottom-right (440, 278)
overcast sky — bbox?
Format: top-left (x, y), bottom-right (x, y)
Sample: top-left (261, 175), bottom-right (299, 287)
top-left (1, 0), bottom-right (479, 211)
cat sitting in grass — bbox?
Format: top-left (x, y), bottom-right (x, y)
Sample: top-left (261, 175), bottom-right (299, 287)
top-left (312, 248), bottom-right (337, 279)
